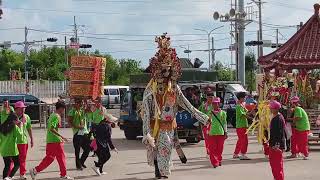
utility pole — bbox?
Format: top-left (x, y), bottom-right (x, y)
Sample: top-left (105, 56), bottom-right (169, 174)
top-left (207, 33), bottom-right (211, 69)
top-left (276, 29), bottom-right (279, 49)
top-left (24, 26), bottom-right (29, 93)
top-left (211, 37), bottom-right (215, 66)
top-left (238, 0), bottom-right (246, 86)
top-left (258, 0), bottom-right (263, 57)
top-left (64, 36), bottom-right (68, 66)
top-left (73, 16), bottom-right (79, 55)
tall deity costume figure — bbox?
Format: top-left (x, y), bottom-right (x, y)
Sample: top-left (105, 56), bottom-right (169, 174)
top-left (141, 34), bottom-right (209, 179)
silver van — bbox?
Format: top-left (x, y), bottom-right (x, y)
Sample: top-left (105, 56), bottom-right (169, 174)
top-left (102, 86), bottom-right (129, 108)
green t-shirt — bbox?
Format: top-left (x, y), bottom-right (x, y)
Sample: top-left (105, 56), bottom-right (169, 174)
top-left (0, 106), bottom-right (14, 124)
top-left (236, 104), bottom-right (248, 128)
top-left (199, 103), bottom-right (213, 116)
top-left (91, 108), bottom-right (104, 124)
top-left (16, 114), bottom-right (32, 144)
top-left (209, 110), bottom-right (227, 136)
top-left (0, 125), bottom-right (21, 157)
top-left (294, 107), bottom-right (310, 131)
top-left (47, 113), bottom-right (62, 143)
top-left (68, 108), bottom-right (88, 135)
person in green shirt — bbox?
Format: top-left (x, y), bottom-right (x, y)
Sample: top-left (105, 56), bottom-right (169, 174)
top-left (198, 91), bottom-right (214, 156)
top-left (0, 112), bottom-right (21, 180)
top-left (287, 96), bottom-right (310, 159)
top-left (14, 101), bottom-right (33, 179)
top-left (67, 99), bottom-right (90, 170)
top-left (1, 98), bottom-right (14, 124)
top-left (30, 101), bottom-right (73, 180)
top-left (207, 97), bottom-right (227, 168)
top-left (233, 92), bottom-right (251, 160)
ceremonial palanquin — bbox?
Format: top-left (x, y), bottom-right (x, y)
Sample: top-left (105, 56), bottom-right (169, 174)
top-left (141, 34), bottom-right (208, 178)
top-left (68, 56), bottom-right (106, 100)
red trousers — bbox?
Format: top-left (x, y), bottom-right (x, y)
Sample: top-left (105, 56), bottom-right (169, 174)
top-left (291, 129), bottom-right (309, 157)
top-left (18, 144), bottom-right (28, 176)
top-left (35, 143), bottom-right (67, 177)
top-left (202, 125), bottom-right (210, 155)
top-left (263, 142), bottom-right (269, 156)
top-left (269, 148), bottom-right (284, 180)
top-left (208, 135), bottom-right (225, 166)
top-left (234, 128), bottom-right (248, 155)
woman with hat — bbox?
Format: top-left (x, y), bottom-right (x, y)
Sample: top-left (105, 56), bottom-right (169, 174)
top-left (14, 101), bottom-right (33, 180)
top-left (207, 97), bottom-right (227, 168)
top-left (287, 96), bottom-right (310, 159)
top-left (269, 100), bottom-right (286, 180)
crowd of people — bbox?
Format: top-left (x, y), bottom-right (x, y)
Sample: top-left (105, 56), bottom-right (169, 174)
top-left (0, 98), bottom-right (119, 180)
top-left (199, 89), bottom-right (310, 180)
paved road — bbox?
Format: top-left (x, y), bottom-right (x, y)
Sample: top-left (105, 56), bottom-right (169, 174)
top-left (1, 109), bottom-right (320, 180)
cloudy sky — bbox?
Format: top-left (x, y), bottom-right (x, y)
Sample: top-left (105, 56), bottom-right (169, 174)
top-left (0, 0), bottom-right (318, 68)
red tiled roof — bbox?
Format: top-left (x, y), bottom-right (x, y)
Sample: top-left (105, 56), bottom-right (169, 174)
top-left (258, 4), bottom-right (320, 70)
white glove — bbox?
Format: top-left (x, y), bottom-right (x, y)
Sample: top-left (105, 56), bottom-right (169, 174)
top-left (145, 133), bottom-right (156, 148)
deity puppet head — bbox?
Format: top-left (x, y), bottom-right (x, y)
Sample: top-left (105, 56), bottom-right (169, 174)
top-left (150, 33), bottom-right (182, 87)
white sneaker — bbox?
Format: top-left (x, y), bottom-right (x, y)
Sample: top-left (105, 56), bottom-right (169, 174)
top-left (239, 155), bottom-right (251, 160)
top-left (91, 167), bottom-right (101, 176)
top-left (29, 168), bottom-right (37, 180)
top-left (233, 154), bottom-right (240, 159)
top-left (20, 175), bottom-right (27, 180)
top-left (60, 176), bottom-right (74, 180)
top-left (4, 177), bottom-right (12, 180)
top-left (303, 156), bottom-right (309, 160)
top-left (100, 172), bottom-right (107, 175)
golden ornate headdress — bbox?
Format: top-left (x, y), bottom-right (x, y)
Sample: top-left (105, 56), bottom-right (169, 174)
top-left (150, 33), bottom-right (181, 81)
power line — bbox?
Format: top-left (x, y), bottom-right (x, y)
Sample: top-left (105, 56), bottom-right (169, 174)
top-left (3, 7), bottom-right (208, 17)
top-left (28, 28), bottom-right (223, 42)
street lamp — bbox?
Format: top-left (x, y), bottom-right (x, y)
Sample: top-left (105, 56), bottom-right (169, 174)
top-left (194, 25), bottom-right (224, 69)
top-left (179, 45), bottom-right (191, 60)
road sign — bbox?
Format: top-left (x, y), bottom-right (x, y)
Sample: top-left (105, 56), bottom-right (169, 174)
top-left (69, 42), bottom-right (80, 49)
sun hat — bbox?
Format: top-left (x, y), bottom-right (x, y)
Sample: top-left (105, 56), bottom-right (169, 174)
top-left (212, 97), bottom-right (221, 104)
top-left (290, 96), bottom-right (300, 103)
top-left (14, 101), bottom-right (27, 108)
top-left (269, 100), bottom-right (281, 110)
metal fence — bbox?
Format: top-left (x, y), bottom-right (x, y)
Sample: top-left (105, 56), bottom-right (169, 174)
top-left (0, 80), bottom-right (66, 102)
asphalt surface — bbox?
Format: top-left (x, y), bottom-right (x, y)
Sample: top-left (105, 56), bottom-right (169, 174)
top-left (1, 109), bottom-right (320, 180)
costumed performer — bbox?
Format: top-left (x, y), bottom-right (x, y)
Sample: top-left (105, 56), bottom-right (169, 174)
top-left (141, 34), bottom-right (209, 179)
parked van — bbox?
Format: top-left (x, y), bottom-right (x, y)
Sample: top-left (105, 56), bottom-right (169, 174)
top-left (102, 85), bottom-right (129, 108)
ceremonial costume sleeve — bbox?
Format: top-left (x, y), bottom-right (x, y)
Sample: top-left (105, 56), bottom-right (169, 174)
top-left (142, 87), bottom-right (153, 137)
top-left (176, 85), bottom-right (209, 125)
top-left (101, 107), bottom-right (118, 122)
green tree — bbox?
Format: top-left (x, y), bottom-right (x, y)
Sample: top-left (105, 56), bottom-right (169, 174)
top-left (245, 51), bottom-right (258, 92)
top-left (0, 49), bottom-right (24, 80)
top-left (213, 61), bottom-right (234, 81)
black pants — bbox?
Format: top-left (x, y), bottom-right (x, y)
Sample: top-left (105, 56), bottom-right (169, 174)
top-left (3, 156), bottom-right (19, 179)
top-left (73, 134), bottom-right (91, 168)
top-left (95, 144), bottom-right (111, 173)
top-left (154, 159), bottom-right (161, 178)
